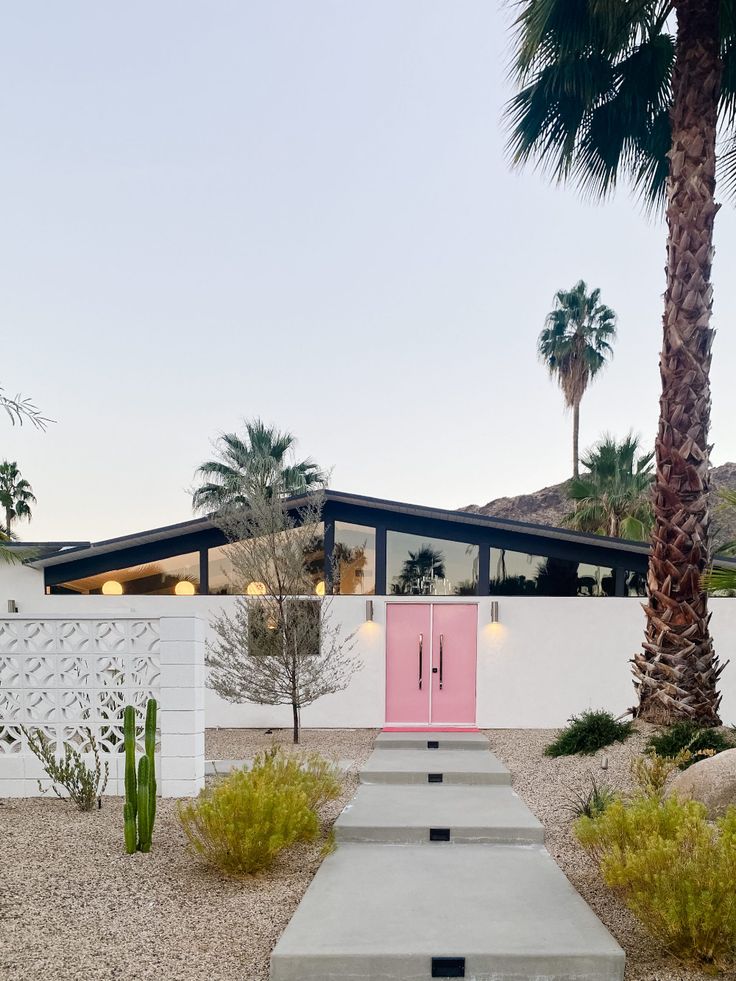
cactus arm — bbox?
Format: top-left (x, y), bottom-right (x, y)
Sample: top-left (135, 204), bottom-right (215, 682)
top-left (137, 755), bottom-right (151, 853)
top-left (123, 802), bottom-right (137, 854)
top-left (145, 699), bottom-right (157, 833)
top-left (123, 705), bottom-right (137, 821)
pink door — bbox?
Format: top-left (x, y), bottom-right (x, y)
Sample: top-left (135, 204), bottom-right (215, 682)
top-left (385, 604), bottom-right (431, 725)
top-left (430, 604), bottom-right (477, 725)
top-left (385, 604), bottom-right (477, 727)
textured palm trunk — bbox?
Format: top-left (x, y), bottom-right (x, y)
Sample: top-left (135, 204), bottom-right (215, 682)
top-left (572, 402), bottom-right (580, 479)
top-left (633, 0), bottom-right (725, 725)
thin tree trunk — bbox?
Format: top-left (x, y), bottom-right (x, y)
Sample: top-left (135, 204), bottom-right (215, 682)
top-left (292, 700), bottom-right (299, 744)
top-left (572, 402), bottom-right (580, 479)
top-left (4, 508), bottom-right (10, 537)
top-left (633, 0), bottom-right (725, 725)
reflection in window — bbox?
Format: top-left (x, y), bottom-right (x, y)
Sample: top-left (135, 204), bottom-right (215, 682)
top-left (489, 548), bottom-right (614, 596)
top-left (208, 524), bottom-right (325, 596)
top-left (334, 522), bottom-right (376, 595)
top-left (624, 570), bottom-right (647, 597)
top-left (388, 532), bottom-right (478, 596)
top-left (49, 553), bottom-right (201, 595)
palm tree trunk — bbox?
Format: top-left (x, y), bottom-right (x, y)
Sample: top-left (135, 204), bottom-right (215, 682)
top-left (572, 402), bottom-right (580, 479)
top-left (633, 0), bottom-right (725, 725)
top-left (4, 508), bottom-right (11, 537)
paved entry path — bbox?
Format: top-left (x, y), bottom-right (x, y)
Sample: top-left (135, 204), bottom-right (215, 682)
top-left (270, 731), bottom-right (625, 981)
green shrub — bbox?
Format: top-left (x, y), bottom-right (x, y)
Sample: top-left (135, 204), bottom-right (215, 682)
top-left (646, 721), bottom-right (734, 769)
top-left (22, 725), bottom-right (108, 811)
top-left (564, 775), bottom-right (617, 819)
top-left (631, 748), bottom-right (693, 798)
top-left (576, 795), bottom-right (736, 968)
top-left (545, 710), bottom-right (634, 757)
top-left (178, 748), bottom-right (341, 875)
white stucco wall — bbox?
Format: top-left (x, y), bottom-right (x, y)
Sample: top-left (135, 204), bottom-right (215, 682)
top-left (4, 567), bottom-right (736, 728)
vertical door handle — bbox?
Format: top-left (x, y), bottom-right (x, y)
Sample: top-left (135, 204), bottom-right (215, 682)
top-left (439, 633), bottom-right (444, 690)
top-left (418, 633), bottom-right (423, 690)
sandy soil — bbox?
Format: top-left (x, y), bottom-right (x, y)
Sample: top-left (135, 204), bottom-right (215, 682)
top-left (1, 728), bottom-right (377, 981)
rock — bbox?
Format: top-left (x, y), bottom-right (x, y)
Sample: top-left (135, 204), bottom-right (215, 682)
top-left (669, 748), bottom-right (736, 819)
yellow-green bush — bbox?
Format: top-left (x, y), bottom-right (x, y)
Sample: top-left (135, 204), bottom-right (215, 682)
top-left (178, 748), bottom-right (342, 875)
top-left (576, 795), bottom-right (736, 968)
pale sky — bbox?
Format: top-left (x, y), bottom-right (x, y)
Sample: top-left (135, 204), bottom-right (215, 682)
top-left (3, 2), bottom-right (736, 542)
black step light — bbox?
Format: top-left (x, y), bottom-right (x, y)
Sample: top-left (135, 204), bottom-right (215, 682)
top-left (431, 956), bottom-right (465, 977)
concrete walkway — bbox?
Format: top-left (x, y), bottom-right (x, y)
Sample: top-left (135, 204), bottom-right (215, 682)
top-left (271, 731), bottom-right (625, 981)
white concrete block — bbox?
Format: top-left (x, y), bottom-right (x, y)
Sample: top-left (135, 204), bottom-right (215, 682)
top-left (160, 663), bottom-right (205, 688)
top-left (161, 731), bottom-right (205, 758)
top-left (161, 756), bottom-right (205, 781)
top-left (161, 777), bottom-right (204, 798)
top-left (0, 756), bottom-right (24, 779)
top-left (0, 778), bottom-right (30, 797)
top-left (160, 686), bottom-right (205, 712)
top-left (159, 639), bottom-right (205, 666)
top-left (159, 709), bottom-right (205, 735)
top-left (159, 617), bottom-right (206, 644)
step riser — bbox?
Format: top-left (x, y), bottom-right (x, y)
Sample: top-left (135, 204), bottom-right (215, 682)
top-left (334, 827), bottom-right (545, 845)
top-left (360, 772), bottom-right (511, 786)
top-left (376, 737), bottom-right (488, 751)
top-left (272, 952), bottom-right (624, 981)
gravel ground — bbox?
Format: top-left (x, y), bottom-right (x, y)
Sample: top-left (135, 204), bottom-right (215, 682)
top-left (206, 726), bottom-right (377, 766)
top-left (1, 728), bottom-right (377, 981)
top-left (485, 725), bottom-right (727, 981)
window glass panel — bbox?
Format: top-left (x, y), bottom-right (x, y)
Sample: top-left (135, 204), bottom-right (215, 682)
top-left (208, 524), bottom-right (325, 596)
top-left (387, 531), bottom-right (478, 596)
top-left (50, 552), bottom-right (201, 595)
top-left (489, 549), bottom-right (614, 596)
top-left (334, 522), bottom-right (376, 595)
top-left (624, 570), bottom-right (647, 597)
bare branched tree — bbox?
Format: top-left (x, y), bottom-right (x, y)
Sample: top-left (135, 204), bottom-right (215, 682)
top-left (206, 478), bottom-right (359, 743)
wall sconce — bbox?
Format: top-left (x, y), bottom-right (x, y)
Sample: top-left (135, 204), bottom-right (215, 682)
top-left (490, 600), bottom-right (499, 623)
top-left (365, 599), bottom-right (374, 621)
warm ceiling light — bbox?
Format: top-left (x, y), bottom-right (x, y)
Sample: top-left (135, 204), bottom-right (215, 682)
top-left (246, 581), bottom-right (267, 596)
top-left (175, 580), bottom-right (196, 596)
top-left (315, 580), bottom-right (326, 596)
top-left (101, 580), bottom-right (123, 596)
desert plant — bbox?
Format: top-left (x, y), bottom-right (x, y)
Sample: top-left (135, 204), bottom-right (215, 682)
top-left (21, 725), bottom-right (108, 811)
top-left (178, 748), bottom-right (342, 875)
top-left (564, 775), bottom-right (617, 820)
top-left (631, 748), bottom-right (695, 799)
top-left (646, 721), bottom-right (734, 769)
top-left (576, 794), bottom-right (736, 969)
top-left (545, 710), bottom-right (634, 757)
top-left (123, 699), bottom-right (157, 854)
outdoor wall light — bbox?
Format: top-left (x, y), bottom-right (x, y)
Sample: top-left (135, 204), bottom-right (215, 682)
top-left (175, 580), bottom-right (196, 596)
top-left (365, 599), bottom-right (374, 621)
top-left (102, 580), bottom-right (123, 596)
top-left (246, 581), bottom-right (267, 596)
top-left (490, 600), bottom-right (499, 623)
top-left (315, 580), bottom-right (326, 596)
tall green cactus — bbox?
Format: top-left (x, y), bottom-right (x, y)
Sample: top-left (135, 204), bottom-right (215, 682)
top-left (123, 698), bottom-right (158, 854)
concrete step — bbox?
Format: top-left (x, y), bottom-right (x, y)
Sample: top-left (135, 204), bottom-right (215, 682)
top-left (270, 843), bottom-right (625, 981)
top-left (334, 783), bottom-right (544, 845)
top-left (376, 730), bottom-right (489, 751)
top-left (359, 748), bottom-right (511, 785)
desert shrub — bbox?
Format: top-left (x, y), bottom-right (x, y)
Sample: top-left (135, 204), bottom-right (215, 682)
top-left (631, 748), bottom-right (694, 798)
top-left (22, 725), bottom-right (108, 811)
top-left (646, 721), bottom-right (734, 770)
top-left (545, 710), bottom-right (634, 757)
top-left (576, 795), bottom-right (736, 968)
top-left (564, 775), bottom-right (617, 819)
top-left (178, 748), bottom-right (342, 875)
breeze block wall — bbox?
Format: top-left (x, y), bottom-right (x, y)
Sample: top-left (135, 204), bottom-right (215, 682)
top-left (0, 615), bottom-right (205, 798)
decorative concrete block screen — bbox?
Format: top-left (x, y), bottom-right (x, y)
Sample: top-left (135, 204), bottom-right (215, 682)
top-left (0, 616), bottom-right (205, 798)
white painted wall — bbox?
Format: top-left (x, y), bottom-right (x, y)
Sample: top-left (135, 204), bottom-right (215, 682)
top-left (4, 568), bottom-right (736, 728)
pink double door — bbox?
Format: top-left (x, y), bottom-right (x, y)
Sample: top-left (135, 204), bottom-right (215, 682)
top-left (385, 604), bottom-right (477, 727)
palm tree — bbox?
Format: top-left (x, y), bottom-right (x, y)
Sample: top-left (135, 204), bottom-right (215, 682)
top-left (538, 282), bottom-right (617, 478)
top-left (0, 462), bottom-right (37, 536)
top-left (507, 0), bottom-right (735, 724)
top-left (702, 488), bottom-right (736, 592)
top-left (564, 435), bottom-right (654, 540)
top-left (392, 545), bottom-right (446, 595)
top-left (192, 419), bottom-right (326, 514)
top-left (0, 385), bottom-right (51, 430)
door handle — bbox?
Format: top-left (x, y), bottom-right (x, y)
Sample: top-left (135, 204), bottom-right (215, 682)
top-left (439, 633), bottom-right (444, 690)
top-left (418, 633), bottom-right (423, 690)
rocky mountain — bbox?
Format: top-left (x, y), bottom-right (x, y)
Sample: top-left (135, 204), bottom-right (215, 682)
top-left (464, 462), bottom-right (736, 547)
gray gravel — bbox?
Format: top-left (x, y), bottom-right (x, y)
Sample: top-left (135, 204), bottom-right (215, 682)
top-left (1, 728), bottom-right (378, 981)
top-left (485, 725), bottom-right (722, 981)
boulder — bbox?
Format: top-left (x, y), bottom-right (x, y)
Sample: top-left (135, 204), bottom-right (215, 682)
top-left (669, 747), bottom-right (736, 819)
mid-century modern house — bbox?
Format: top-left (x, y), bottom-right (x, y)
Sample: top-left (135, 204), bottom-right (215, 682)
top-left (3, 490), bottom-right (736, 731)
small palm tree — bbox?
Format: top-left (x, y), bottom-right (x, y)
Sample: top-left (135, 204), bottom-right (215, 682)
top-left (192, 419), bottom-right (326, 514)
top-left (0, 461), bottom-right (37, 537)
top-left (538, 282), bottom-right (616, 478)
top-left (393, 545), bottom-right (446, 595)
top-left (564, 435), bottom-right (654, 541)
